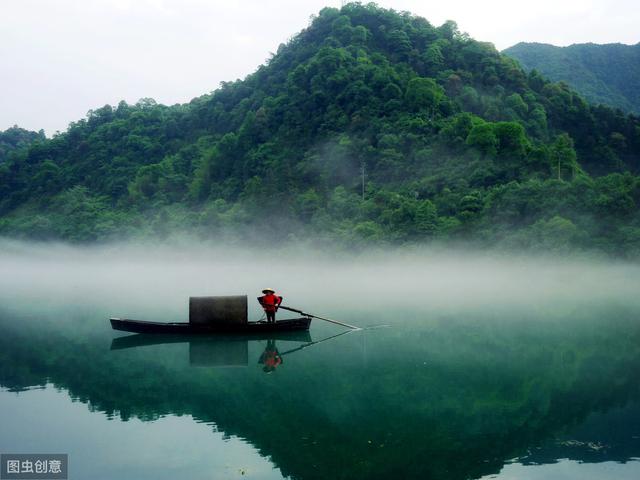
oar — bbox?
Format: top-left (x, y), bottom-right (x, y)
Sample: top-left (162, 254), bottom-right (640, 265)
top-left (279, 305), bottom-right (360, 330)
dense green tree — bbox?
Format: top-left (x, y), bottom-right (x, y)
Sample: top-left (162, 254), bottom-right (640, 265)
top-left (405, 77), bottom-right (445, 115)
top-left (466, 122), bottom-right (498, 156)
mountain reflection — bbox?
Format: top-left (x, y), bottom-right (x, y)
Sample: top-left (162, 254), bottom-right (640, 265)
top-left (1, 309), bottom-right (640, 480)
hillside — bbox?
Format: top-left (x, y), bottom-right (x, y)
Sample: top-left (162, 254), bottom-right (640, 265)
top-left (2, 3), bottom-right (640, 254)
top-left (503, 42), bottom-right (640, 115)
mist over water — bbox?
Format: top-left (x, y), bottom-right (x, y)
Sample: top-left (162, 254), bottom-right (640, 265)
top-left (2, 238), bottom-right (639, 321)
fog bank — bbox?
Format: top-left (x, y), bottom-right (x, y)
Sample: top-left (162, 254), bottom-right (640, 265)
top-left (1, 239), bottom-right (639, 322)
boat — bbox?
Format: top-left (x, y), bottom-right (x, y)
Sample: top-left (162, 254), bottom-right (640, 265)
top-left (110, 316), bottom-right (312, 335)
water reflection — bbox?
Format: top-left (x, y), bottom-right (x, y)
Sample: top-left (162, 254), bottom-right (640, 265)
top-left (110, 330), bottom-right (353, 373)
top-left (1, 307), bottom-right (640, 480)
top-left (259, 339), bottom-right (283, 373)
top-left (110, 331), bottom-right (313, 369)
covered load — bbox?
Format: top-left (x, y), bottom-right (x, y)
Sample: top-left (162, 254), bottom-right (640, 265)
top-left (189, 295), bottom-right (248, 325)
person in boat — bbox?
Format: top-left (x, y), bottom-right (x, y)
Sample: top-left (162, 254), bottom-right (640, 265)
top-left (257, 288), bottom-right (283, 324)
top-left (259, 339), bottom-right (282, 373)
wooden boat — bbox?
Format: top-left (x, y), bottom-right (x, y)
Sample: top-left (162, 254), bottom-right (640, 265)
top-left (110, 317), bottom-right (312, 335)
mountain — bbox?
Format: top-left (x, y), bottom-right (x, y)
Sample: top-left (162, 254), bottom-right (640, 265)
top-left (503, 42), bottom-right (640, 115)
top-left (2, 3), bottom-right (640, 255)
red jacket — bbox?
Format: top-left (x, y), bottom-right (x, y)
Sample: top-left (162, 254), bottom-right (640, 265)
top-left (258, 293), bottom-right (282, 312)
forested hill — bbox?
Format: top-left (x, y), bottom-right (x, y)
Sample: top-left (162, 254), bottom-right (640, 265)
top-left (503, 42), bottom-right (640, 115)
top-left (0, 126), bottom-right (45, 164)
top-left (2, 3), bottom-right (640, 255)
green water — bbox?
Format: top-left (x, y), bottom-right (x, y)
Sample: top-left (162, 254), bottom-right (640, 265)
top-left (1, 247), bottom-right (640, 479)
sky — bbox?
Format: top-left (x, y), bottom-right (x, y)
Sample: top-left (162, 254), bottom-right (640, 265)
top-left (1, 0), bottom-right (638, 135)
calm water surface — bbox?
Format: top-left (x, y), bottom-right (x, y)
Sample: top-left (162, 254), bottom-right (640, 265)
top-left (1, 244), bottom-right (639, 479)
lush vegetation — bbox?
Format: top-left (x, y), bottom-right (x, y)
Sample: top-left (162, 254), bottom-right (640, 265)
top-left (503, 42), bottom-right (640, 115)
top-left (2, 3), bottom-right (640, 255)
top-left (0, 125), bottom-right (45, 163)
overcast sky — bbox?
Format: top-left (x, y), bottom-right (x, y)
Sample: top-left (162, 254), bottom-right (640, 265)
top-left (1, 0), bottom-right (638, 135)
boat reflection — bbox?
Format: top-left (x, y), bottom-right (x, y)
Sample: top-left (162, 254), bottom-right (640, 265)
top-left (110, 331), bottom-right (311, 368)
top-left (110, 330), bottom-right (351, 371)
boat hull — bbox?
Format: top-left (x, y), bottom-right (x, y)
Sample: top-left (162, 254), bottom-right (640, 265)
top-left (110, 317), bottom-right (312, 335)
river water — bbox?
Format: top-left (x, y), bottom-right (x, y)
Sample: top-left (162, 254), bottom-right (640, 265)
top-left (0, 242), bottom-right (639, 479)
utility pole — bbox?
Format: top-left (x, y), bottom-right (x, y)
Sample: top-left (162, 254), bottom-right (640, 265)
top-left (557, 152), bottom-right (561, 181)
